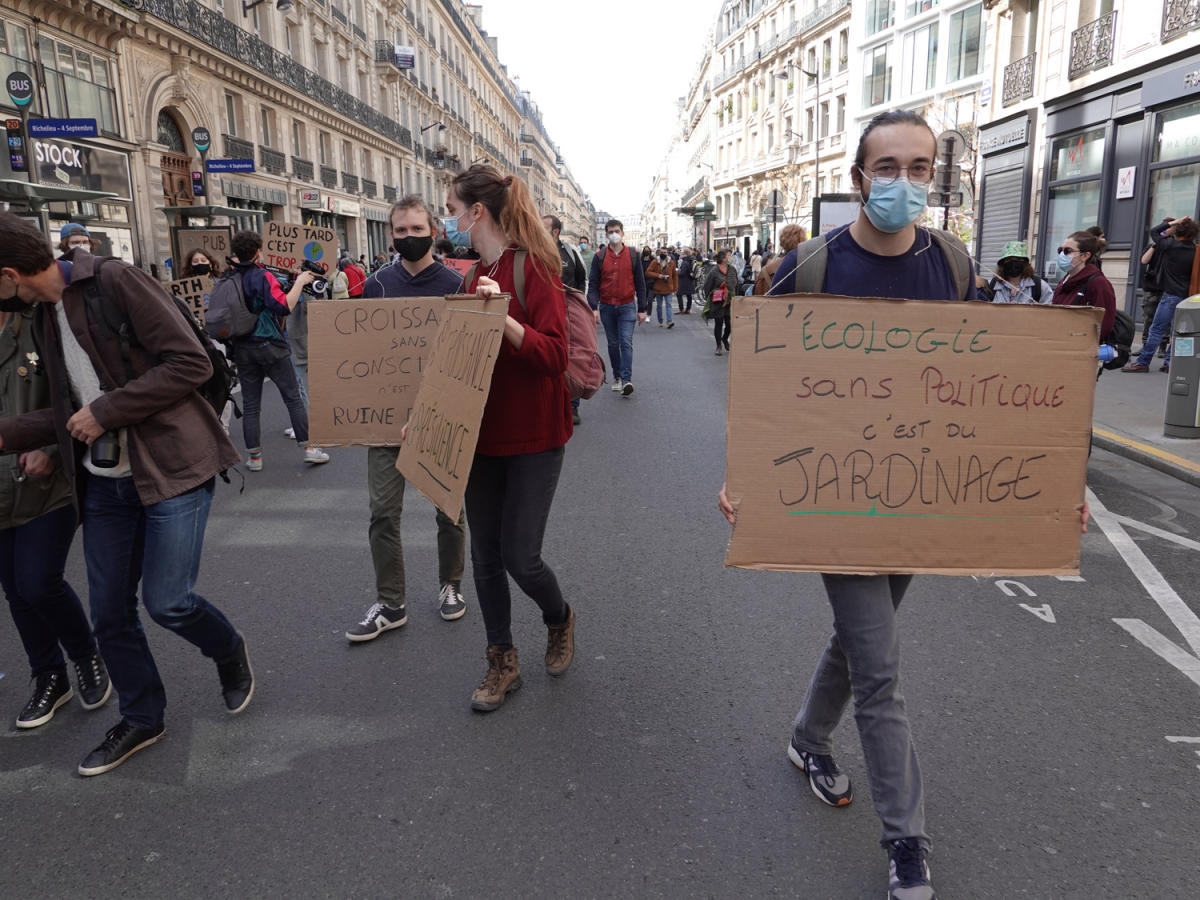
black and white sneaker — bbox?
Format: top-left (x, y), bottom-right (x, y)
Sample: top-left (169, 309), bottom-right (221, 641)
top-left (346, 603), bottom-right (408, 642)
top-left (78, 720), bottom-right (165, 777)
top-left (887, 838), bottom-right (936, 900)
top-left (16, 672), bottom-right (73, 729)
top-left (216, 636), bottom-right (255, 714)
top-left (621, 381), bottom-right (635, 397)
top-left (439, 583), bottom-right (467, 621)
top-left (73, 652), bottom-right (112, 711)
top-left (788, 740), bottom-right (853, 807)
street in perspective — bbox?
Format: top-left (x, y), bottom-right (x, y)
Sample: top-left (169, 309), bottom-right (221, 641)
top-left (2, 0), bottom-right (1200, 898)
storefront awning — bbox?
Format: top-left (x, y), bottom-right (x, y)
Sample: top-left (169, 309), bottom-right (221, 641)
top-left (0, 179), bottom-right (118, 207)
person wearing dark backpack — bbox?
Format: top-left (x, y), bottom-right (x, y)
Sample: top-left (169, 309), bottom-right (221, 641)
top-left (677, 249), bottom-right (697, 313)
top-left (226, 230), bottom-right (330, 469)
top-left (0, 212), bottom-right (252, 777)
top-left (544, 214), bottom-right (588, 425)
top-left (988, 242), bottom-right (1051, 304)
top-left (1123, 216), bottom-right (1197, 373)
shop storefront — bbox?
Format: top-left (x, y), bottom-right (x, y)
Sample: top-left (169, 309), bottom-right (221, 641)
top-left (975, 113), bottom-right (1034, 273)
top-left (365, 207), bottom-right (390, 263)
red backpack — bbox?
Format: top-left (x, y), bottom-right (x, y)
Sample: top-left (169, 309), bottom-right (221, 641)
top-left (343, 263), bottom-right (366, 298)
top-left (466, 250), bottom-right (606, 400)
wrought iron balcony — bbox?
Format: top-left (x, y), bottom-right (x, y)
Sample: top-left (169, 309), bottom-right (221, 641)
top-left (361, 178), bottom-right (377, 197)
top-left (520, 133), bottom-right (535, 143)
top-left (223, 134), bottom-right (254, 159)
top-left (1003, 52), bottom-right (1036, 106)
top-left (1163, 0), bottom-right (1200, 42)
top-left (320, 165), bottom-right (338, 187)
top-left (802, 0), bottom-right (850, 32)
top-left (519, 154), bottom-right (533, 167)
top-left (352, 24), bottom-right (366, 41)
top-left (292, 157), bottom-right (314, 182)
top-left (342, 172), bottom-right (359, 192)
top-left (261, 145), bottom-right (286, 174)
top-left (374, 40), bottom-right (394, 64)
top-left (384, 185), bottom-right (398, 201)
top-left (405, 8), bottom-right (415, 24)
top-left (331, 5), bottom-right (347, 25)
top-left (1068, 11), bottom-right (1117, 80)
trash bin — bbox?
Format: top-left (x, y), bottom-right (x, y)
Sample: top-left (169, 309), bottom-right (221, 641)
top-left (1164, 296), bottom-right (1200, 438)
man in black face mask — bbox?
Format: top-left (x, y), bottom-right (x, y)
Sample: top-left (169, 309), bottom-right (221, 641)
top-left (346, 196), bottom-right (471, 640)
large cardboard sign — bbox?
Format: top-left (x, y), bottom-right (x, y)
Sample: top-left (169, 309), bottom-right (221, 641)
top-left (397, 301), bottom-right (509, 521)
top-left (173, 228), bottom-right (231, 272)
top-left (165, 275), bottom-right (212, 326)
top-left (724, 295), bottom-right (1103, 576)
top-left (307, 295), bottom-right (505, 446)
top-left (262, 221), bottom-right (338, 275)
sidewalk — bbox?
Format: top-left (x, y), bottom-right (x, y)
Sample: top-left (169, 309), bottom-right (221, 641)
top-left (1093, 363), bottom-right (1200, 487)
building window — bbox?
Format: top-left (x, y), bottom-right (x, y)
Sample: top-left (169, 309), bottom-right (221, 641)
top-left (866, 0), bottom-right (896, 36)
top-left (1045, 128), bottom-right (1106, 276)
top-left (260, 107), bottom-right (274, 147)
top-left (863, 43), bottom-right (893, 108)
top-left (1008, 0), bottom-right (1040, 60)
top-left (836, 95), bottom-right (846, 133)
top-left (768, 125), bottom-right (775, 151)
top-left (823, 39), bottom-right (832, 76)
top-left (292, 121), bottom-right (305, 158)
top-left (806, 107), bottom-right (815, 142)
top-left (820, 101), bottom-right (830, 139)
top-left (807, 47), bottom-right (818, 84)
top-left (906, 0), bottom-right (939, 16)
top-left (34, 36), bottom-right (118, 135)
top-left (839, 29), bottom-right (849, 71)
top-left (319, 131), bottom-right (331, 166)
top-left (225, 93), bottom-right (239, 136)
top-left (343, 140), bottom-right (355, 173)
top-left (902, 22), bottom-right (939, 95)
top-left (0, 20), bottom-right (31, 66)
top-left (947, 3), bottom-right (985, 82)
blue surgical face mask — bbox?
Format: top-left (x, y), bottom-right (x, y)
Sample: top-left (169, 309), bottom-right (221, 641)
top-left (862, 177), bottom-right (929, 234)
top-left (444, 209), bottom-right (476, 249)
top-left (1057, 251), bottom-right (1075, 272)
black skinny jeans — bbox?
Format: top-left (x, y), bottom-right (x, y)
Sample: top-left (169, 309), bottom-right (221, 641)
top-left (713, 314), bottom-right (731, 347)
top-left (678, 291), bottom-right (694, 312)
top-left (465, 447), bottom-right (568, 650)
top-left (234, 340), bottom-right (309, 449)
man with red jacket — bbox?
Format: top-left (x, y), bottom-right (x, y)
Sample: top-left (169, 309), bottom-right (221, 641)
top-left (586, 219), bottom-right (647, 397)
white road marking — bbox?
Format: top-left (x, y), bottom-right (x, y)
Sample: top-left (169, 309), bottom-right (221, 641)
top-left (995, 580), bottom-right (1037, 598)
top-left (1019, 603), bottom-right (1056, 623)
top-left (1165, 736), bottom-right (1200, 743)
top-left (1113, 619), bottom-right (1200, 689)
top-left (1056, 575), bottom-right (1086, 582)
top-left (1110, 514), bottom-right (1200, 552)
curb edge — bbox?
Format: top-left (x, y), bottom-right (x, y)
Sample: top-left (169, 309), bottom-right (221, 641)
top-left (1092, 430), bottom-right (1200, 490)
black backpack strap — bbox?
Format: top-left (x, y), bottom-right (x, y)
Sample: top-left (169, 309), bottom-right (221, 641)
top-left (82, 258), bottom-right (137, 388)
top-left (1031, 279), bottom-right (1042, 303)
top-left (1075, 274), bottom-right (1101, 304)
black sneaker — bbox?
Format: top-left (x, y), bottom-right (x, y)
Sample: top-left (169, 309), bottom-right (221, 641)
top-left (622, 381), bottom-right (635, 397)
top-left (216, 636), bottom-right (255, 714)
top-left (572, 409), bottom-right (582, 426)
top-left (346, 602), bottom-right (408, 641)
top-left (887, 838), bottom-right (935, 900)
top-left (788, 740), bottom-right (853, 807)
top-left (73, 652), bottom-right (112, 711)
top-left (16, 672), bottom-right (73, 729)
top-left (439, 583), bottom-right (467, 621)
top-left (78, 720), bottom-right (165, 777)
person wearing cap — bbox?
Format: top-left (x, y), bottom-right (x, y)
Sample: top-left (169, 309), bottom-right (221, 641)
top-left (57, 225), bottom-right (95, 258)
top-left (987, 241), bottom-right (1052, 305)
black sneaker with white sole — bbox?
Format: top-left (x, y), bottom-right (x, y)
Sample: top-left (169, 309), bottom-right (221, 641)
top-left (78, 720), bottom-right (165, 777)
top-left (439, 583), bottom-right (467, 621)
top-left (16, 672), bottom-right (73, 729)
top-left (622, 381), bottom-right (634, 397)
top-left (887, 838), bottom-right (936, 900)
top-left (216, 636), bottom-right (255, 714)
top-left (346, 603), bottom-right (408, 642)
top-left (788, 740), bottom-right (853, 807)
top-left (73, 652), bottom-right (112, 711)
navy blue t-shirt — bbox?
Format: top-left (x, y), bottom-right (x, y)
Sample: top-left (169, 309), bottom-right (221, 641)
top-left (768, 225), bottom-right (980, 301)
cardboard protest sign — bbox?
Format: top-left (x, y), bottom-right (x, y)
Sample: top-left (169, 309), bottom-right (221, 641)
top-left (262, 221), bottom-right (338, 276)
top-left (173, 228), bottom-right (231, 272)
top-left (397, 300), bottom-right (509, 521)
top-left (724, 295), bottom-right (1103, 576)
top-left (306, 295), bottom-right (506, 447)
top-left (165, 275), bottom-right (212, 326)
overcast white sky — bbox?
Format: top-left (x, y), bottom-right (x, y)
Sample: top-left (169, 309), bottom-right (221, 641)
top-left (478, 0), bottom-right (720, 216)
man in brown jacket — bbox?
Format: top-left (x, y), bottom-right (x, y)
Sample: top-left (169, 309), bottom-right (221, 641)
top-left (0, 212), bottom-right (251, 777)
top-left (646, 248), bottom-right (678, 328)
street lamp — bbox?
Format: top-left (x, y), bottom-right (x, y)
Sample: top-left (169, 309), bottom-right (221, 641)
top-left (421, 122), bottom-right (447, 134)
top-left (243, 0), bottom-right (294, 15)
top-left (778, 63), bottom-right (821, 216)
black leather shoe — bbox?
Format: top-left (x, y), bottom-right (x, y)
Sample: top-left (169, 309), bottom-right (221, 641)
top-left (217, 636), bottom-right (255, 714)
top-left (16, 671), bottom-right (73, 729)
top-left (78, 720), bottom-right (165, 777)
top-left (73, 652), bottom-right (112, 711)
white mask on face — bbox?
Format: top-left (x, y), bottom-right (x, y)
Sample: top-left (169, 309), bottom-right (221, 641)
top-left (607, 232), bottom-right (622, 245)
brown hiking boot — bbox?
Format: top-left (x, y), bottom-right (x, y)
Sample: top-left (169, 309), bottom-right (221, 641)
top-left (470, 646), bottom-right (522, 712)
top-left (545, 605), bottom-right (576, 676)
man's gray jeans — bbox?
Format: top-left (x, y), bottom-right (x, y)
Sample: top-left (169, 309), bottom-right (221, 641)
top-left (792, 573), bottom-right (930, 850)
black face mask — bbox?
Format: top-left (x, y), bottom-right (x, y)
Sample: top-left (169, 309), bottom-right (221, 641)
top-left (191, 263), bottom-right (211, 277)
top-left (394, 235), bottom-right (434, 262)
top-left (0, 293), bottom-right (31, 313)
top-left (1000, 259), bottom-right (1026, 279)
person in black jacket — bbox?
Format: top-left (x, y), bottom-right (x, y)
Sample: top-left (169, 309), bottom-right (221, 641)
top-left (544, 215), bottom-right (587, 424)
top-left (1126, 216), bottom-right (1198, 372)
top-left (677, 249), bottom-right (697, 313)
top-left (1139, 219), bottom-right (1173, 350)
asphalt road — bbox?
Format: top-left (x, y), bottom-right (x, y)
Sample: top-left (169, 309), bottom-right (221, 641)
top-left (2, 311), bottom-right (1199, 899)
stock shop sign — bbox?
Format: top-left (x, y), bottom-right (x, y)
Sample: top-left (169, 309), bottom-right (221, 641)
top-left (32, 137), bottom-right (132, 200)
top-left (262, 221), bottom-right (338, 273)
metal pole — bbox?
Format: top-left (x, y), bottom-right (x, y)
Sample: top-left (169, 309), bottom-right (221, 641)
top-left (940, 135), bottom-right (954, 231)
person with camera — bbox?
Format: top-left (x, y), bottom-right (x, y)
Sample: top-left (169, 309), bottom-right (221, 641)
top-left (343, 195), bottom-right (471, 640)
top-left (0, 211), bottom-right (253, 776)
top-left (226, 230), bottom-right (330, 469)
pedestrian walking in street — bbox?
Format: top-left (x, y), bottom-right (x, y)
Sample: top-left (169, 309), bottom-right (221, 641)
top-left (578, 236), bottom-right (595, 275)
top-left (587, 220), bottom-right (648, 397)
top-left (444, 165), bottom-right (575, 713)
top-left (677, 249), bottom-right (697, 313)
top-left (646, 247), bottom-right (677, 328)
top-left (0, 213), bottom-right (253, 776)
top-left (544, 214), bottom-right (589, 425)
top-left (754, 226), bottom-right (805, 294)
top-left (0, 302), bottom-right (111, 730)
top-left (987, 242), bottom-right (1051, 304)
top-left (1124, 217), bottom-right (1197, 373)
top-left (345, 196), bottom-right (469, 641)
top-left (226, 230), bottom-right (330, 470)
top-left (702, 248), bottom-right (738, 355)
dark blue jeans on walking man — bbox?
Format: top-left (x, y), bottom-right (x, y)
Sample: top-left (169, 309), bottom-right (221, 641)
top-left (82, 475), bottom-right (241, 730)
top-left (0, 503), bottom-right (96, 678)
top-left (1136, 292), bottom-right (1184, 368)
top-left (234, 340), bottom-right (310, 449)
top-left (598, 300), bottom-right (637, 383)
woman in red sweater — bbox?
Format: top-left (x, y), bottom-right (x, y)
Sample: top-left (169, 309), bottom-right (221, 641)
top-left (447, 164), bottom-right (574, 712)
top-left (1051, 230), bottom-right (1116, 340)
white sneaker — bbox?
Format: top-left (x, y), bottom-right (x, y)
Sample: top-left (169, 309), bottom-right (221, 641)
top-left (284, 427), bottom-right (295, 438)
top-left (246, 454), bottom-right (263, 472)
top-left (611, 379), bottom-right (623, 392)
top-left (304, 447), bottom-right (330, 465)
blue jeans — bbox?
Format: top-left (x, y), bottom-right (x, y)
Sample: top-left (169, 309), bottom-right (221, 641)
top-left (655, 294), bottom-right (675, 324)
top-left (82, 475), bottom-right (241, 729)
top-left (0, 503), bottom-right (94, 678)
top-left (599, 301), bottom-right (637, 383)
top-left (234, 340), bottom-right (309, 449)
top-left (1136, 292), bottom-right (1183, 367)
top-left (792, 574), bottom-right (929, 849)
